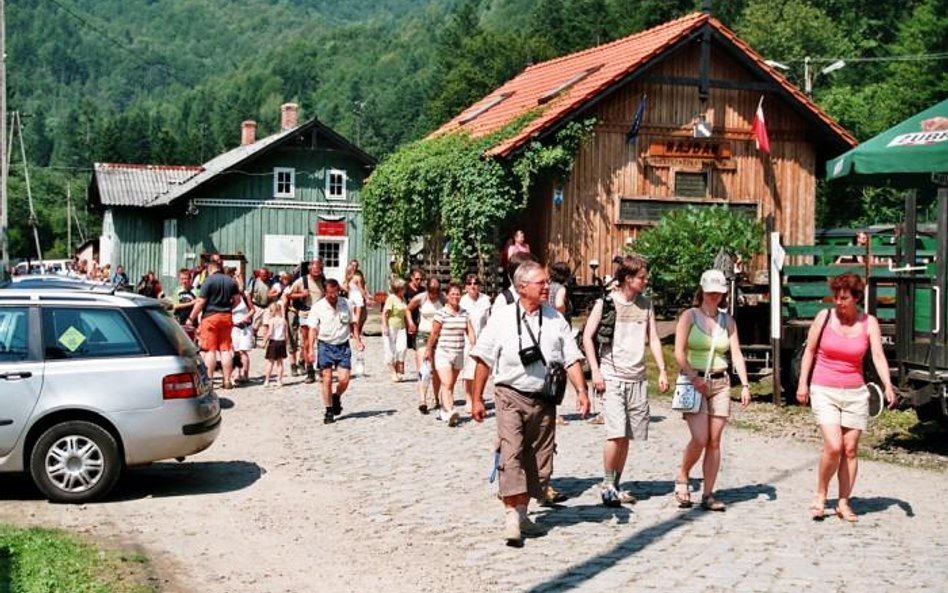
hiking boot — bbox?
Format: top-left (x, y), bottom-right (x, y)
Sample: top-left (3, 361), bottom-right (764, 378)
top-left (503, 511), bottom-right (522, 547)
top-left (331, 394), bottom-right (343, 416)
top-left (290, 363), bottom-right (299, 377)
top-left (418, 404), bottom-right (429, 415)
top-left (323, 409), bottom-right (335, 425)
top-left (519, 516), bottom-right (548, 538)
top-left (305, 367), bottom-right (316, 384)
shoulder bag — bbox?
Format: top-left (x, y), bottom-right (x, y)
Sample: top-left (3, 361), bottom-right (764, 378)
top-left (672, 311), bottom-right (724, 414)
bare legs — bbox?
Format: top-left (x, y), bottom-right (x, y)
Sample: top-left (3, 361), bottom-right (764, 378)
top-left (603, 438), bottom-right (630, 481)
top-left (202, 349), bottom-right (234, 388)
top-left (677, 413), bottom-right (728, 497)
top-left (816, 423), bottom-right (862, 517)
top-left (436, 365), bottom-right (461, 422)
top-left (322, 368), bottom-right (351, 407)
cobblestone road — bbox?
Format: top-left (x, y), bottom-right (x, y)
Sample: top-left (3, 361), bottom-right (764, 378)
top-left (1, 334), bottom-right (946, 593)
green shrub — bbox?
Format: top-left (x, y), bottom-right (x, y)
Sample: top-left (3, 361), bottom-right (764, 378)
top-left (630, 206), bottom-right (764, 314)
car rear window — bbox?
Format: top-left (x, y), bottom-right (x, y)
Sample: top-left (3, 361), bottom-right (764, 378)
top-left (145, 308), bottom-right (199, 357)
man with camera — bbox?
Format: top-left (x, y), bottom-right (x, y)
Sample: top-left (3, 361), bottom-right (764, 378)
top-left (470, 260), bottom-right (590, 547)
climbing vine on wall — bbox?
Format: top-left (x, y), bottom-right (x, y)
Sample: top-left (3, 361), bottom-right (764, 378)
top-left (362, 117), bottom-right (596, 279)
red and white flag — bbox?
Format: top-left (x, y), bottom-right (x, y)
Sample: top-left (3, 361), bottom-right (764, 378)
top-left (752, 96), bottom-right (771, 153)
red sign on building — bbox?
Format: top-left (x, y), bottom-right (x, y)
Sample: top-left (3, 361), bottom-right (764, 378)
top-left (316, 220), bottom-right (346, 236)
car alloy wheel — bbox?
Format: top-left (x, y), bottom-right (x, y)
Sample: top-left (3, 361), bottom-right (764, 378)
top-left (30, 420), bottom-right (122, 503)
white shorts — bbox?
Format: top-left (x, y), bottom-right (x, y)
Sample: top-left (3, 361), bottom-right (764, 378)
top-left (434, 349), bottom-right (464, 371)
top-left (810, 384), bottom-right (869, 431)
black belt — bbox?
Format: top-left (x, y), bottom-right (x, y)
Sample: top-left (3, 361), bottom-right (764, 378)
top-left (496, 384), bottom-right (544, 399)
top-left (700, 371), bottom-right (728, 380)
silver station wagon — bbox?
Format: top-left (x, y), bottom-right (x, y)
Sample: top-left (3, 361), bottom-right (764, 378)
top-left (0, 288), bottom-right (221, 503)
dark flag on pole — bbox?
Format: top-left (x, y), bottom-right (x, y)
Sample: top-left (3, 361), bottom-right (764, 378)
top-left (626, 94), bottom-right (647, 144)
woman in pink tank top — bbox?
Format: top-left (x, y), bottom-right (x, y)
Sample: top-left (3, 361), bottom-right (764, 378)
top-left (796, 273), bottom-right (896, 522)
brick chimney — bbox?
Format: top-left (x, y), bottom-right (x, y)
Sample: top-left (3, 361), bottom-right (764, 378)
top-left (241, 120), bottom-right (257, 145)
top-left (280, 103), bottom-right (299, 131)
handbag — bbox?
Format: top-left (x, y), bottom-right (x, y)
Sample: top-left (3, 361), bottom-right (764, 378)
top-left (672, 312), bottom-right (723, 414)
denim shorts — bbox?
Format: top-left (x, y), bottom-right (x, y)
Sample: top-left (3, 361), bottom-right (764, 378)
top-left (317, 341), bottom-right (352, 370)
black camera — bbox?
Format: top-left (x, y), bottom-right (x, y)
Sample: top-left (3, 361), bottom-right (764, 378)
top-left (518, 345), bottom-right (546, 366)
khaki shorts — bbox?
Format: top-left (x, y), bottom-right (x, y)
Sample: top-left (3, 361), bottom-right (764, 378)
top-left (434, 349), bottom-right (464, 371)
top-left (602, 379), bottom-right (649, 440)
top-left (685, 375), bottom-right (731, 419)
top-left (810, 384), bottom-right (869, 431)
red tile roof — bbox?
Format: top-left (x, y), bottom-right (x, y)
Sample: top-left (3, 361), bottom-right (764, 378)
top-left (434, 12), bottom-right (856, 157)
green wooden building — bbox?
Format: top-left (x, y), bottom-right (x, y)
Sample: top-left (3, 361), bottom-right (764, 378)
top-left (88, 103), bottom-right (389, 293)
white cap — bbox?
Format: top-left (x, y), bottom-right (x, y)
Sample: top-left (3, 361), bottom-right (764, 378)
top-left (700, 269), bottom-right (728, 294)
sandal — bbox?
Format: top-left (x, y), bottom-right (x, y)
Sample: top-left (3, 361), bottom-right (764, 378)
top-left (835, 500), bottom-right (858, 523)
top-left (809, 496), bottom-right (826, 521)
top-left (674, 480), bottom-right (692, 508)
top-left (700, 494), bottom-right (726, 512)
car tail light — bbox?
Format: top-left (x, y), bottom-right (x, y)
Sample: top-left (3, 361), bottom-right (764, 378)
top-left (163, 373), bottom-right (199, 399)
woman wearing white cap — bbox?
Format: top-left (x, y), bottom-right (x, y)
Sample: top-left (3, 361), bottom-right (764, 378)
top-left (672, 269), bottom-right (751, 511)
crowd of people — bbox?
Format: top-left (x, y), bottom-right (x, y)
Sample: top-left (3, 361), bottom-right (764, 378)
top-left (54, 228), bottom-right (896, 546)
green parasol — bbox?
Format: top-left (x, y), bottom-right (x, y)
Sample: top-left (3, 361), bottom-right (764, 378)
top-left (826, 98), bottom-right (948, 186)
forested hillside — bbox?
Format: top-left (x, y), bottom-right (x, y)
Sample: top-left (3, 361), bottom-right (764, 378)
top-left (5, 0), bottom-right (946, 259)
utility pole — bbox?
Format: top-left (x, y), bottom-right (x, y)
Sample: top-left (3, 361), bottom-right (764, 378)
top-left (0, 0), bottom-right (8, 278)
top-left (67, 184), bottom-right (72, 259)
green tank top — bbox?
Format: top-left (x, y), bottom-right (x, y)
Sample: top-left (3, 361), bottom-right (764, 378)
top-left (686, 310), bottom-right (729, 371)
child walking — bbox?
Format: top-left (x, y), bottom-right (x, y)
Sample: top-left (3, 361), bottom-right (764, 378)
top-left (263, 301), bottom-right (288, 387)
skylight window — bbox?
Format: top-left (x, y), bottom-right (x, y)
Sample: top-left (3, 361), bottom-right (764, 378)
top-left (538, 65), bottom-right (604, 104)
top-left (459, 92), bottom-right (513, 124)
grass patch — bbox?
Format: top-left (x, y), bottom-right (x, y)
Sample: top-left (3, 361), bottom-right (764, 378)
top-left (0, 525), bottom-right (157, 593)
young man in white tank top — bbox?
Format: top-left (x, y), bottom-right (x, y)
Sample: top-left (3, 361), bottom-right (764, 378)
top-left (583, 254), bottom-right (668, 506)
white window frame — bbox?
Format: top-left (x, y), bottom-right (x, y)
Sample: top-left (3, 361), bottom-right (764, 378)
top-left (273, 167), bottom-right (296, 198)
top-left (313, 236), bottom-right (349, 282)
top-left (325, 169), bottom-right (347, 201)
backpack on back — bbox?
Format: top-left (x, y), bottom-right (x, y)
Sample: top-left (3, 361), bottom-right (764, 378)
top-left (291, 275), bottom-right (310, 311)
top-left (576, 294), bottom-right (616, 363)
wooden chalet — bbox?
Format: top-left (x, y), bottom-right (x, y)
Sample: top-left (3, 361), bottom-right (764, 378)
top-left (89, 104), bottom-right (389, 291)
top-left (434, 10), bottom-right (857, 282)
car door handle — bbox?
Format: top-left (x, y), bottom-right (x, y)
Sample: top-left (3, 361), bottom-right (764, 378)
top-left (0, 371), bottom-right (32, 380)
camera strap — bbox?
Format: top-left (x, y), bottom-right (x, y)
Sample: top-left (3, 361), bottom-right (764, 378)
top-left (515, 301), bottom-right (542, 350)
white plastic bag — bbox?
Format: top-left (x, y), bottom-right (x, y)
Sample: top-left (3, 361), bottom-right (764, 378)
top-left (418, 360), bottom-right (432, 385)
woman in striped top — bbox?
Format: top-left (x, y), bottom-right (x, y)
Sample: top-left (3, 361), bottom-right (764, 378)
top-left (426, 282), bottom-right (476, 427)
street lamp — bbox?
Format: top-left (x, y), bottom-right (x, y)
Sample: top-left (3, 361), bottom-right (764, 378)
top-left (804, 57), bottom-right (846, 95)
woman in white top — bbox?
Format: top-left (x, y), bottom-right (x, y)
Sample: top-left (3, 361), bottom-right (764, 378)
top-left (348, 270), bottom-right (368, 336)
top-left (408, 278), bottom-right (444, 414)
top-left (230, 287), bottom-right (256, 386)
top-left (426, 282), bottom-right (476, 426)
top-left (459, 273), bottom-right (492, 411)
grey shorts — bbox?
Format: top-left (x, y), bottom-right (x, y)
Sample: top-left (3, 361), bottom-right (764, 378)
top-left (602, 379), bottom-right (650, 440)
